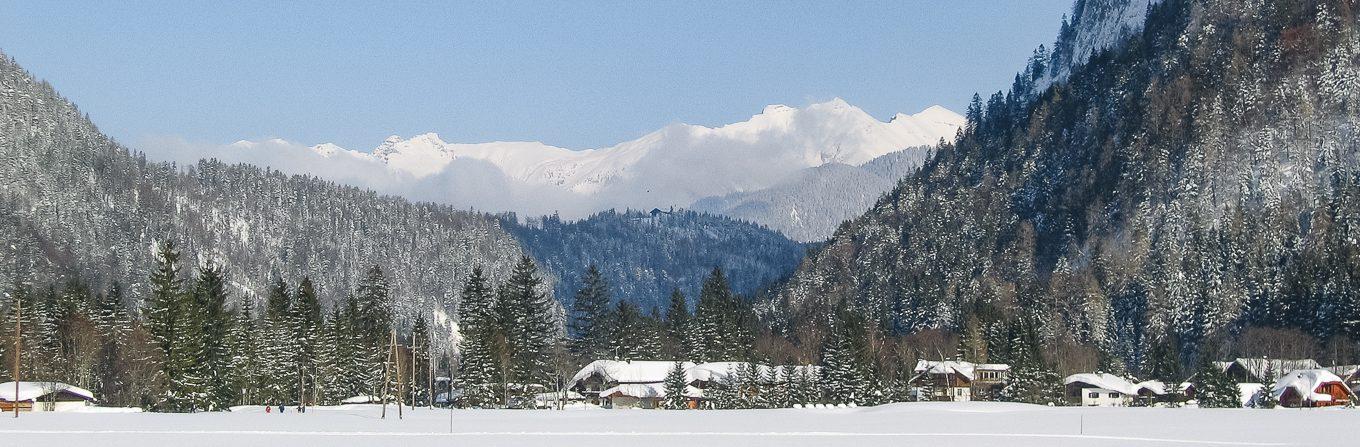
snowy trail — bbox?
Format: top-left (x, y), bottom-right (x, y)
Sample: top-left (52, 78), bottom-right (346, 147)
top-left (0, 402), bottom-right (1351, 446)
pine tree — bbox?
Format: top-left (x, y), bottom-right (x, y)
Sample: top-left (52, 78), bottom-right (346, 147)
top-left (226, 299), bottom-right (260, 405)
top-left (1192, 361), bottom-right (1239, 408)
top-left (92, 282), bottom-right (131, 403)
top-left (454, 267), bottom-right (501, 407)
top-left (496, 256), bottom-right (556, 406)
top-left (687, 267), bottom-right (751, 362)
top-left (355, 266), bottom-right (393, 397)
top-left (664, 288), bottom-right (689, 356)
top-left (194, 262), bottom-right (235, 410)
top-left (999, 318), bottom-right (1063, 405)
top-left (288, 276), bottom-right (322, 406)
top-left (568, 265), bottom-right (611, 362)
top-left (145, 240), bottom-right (192, 411)
top-left (819, 304), bottom-right (870, 405)
top-left (608, 300), bottom-right (660, 360)
top-left (662, 361), bottom-right (689, 410)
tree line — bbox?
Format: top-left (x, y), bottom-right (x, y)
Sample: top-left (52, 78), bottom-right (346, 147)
top-left (1, 240), bottom-right (437, 411)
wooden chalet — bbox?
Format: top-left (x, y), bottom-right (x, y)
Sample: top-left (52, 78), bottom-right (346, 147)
top-left (909, 360), bottom-right (1010, 402)
top-left (1272, 369), bottom-right (1355, 408)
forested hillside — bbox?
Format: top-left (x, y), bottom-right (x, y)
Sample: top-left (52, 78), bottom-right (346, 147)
top-left (504, 209), bottom-right (806, 312)
top-left (777, 0), bottom-right (1360, 376)
top-left (0, 51), bottom-right (528, 332)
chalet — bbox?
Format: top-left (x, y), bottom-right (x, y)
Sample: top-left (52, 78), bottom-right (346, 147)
top-left (909, 360), bottom-right (1010, 402)
top-left (0, 381), bottom-right (96, 412)
top-left (1271, 369), bottom-right (1355, 408)
top-left (1063, 373), bottom-right (1165, 407)
top-left (570, 360), bottom-right (695, 409)
top-left (1221, 358), bottom-right (1320, 383)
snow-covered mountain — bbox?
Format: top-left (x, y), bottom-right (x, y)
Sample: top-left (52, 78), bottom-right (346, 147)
top-left (279, 99), bottom-right (961, 238)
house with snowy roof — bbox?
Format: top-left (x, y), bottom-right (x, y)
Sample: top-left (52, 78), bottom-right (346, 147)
top-left (1063, 373), bottom-right (1165, 407)
top-left (1270, 369), bottom-right (1355, 408)
top-left (570, 360), bottom-right (819, 408)
top-left (0, 381), bottom-right (96, 412)
top-left (570, 360), bottom-right (696, 408)
top-left (909, 360), bottom-right (1010, 402)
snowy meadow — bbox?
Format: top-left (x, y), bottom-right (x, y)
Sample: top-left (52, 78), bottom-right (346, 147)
top-left (0, 402), bottom-right (1353, 447)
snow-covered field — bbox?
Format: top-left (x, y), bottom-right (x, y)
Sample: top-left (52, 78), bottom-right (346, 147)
top-left (0, 402), bottom-right (1352, 446)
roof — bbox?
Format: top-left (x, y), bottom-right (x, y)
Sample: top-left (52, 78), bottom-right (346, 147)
top-left (598, 383), bottom-right (705, 399)
top-left (0, 382), bottom-right (95, 402)
top-left (912, 360), bottom-right (1012, 382)
top-left (1271, 369), bottom-right (1352, 403)
top-left (571, 360), bottom-right (694, 386)
top-left (1228, 358), bottom-right (1321, 380)
top-left (1063, 373), bottom-right (1163, 396)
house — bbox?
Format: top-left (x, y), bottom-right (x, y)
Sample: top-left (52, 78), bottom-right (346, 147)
top-left (1063, 373), bottom-right (1164, 407)
top-left (1221, 358), bottom-right (1320, 383)
top-left (1271, 369), bottom-right (1355, 408)
top-left (570, 360), bottom-right (694, 408)
top-left (0, 381), bottom-right (96, 412)
top-left (909, 360), bottom-right (1011, 402)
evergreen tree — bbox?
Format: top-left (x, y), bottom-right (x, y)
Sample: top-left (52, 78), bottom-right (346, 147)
top-left (145, 240), bottom-right (197, 411)
top-left (664, 288), bottom-right (689, 356)
top-left (567, 265), bottom-right (612, 362)
top-left (288, 276), bottom-right (323, 406)
top-left (454, 267), bottom-right (501, 407)
top-left (92, 282), bottom-right (131, 403)
top-left (1000, 318), bottom-right (1063, 405)
top-left (193, 262), bottom-right (235, 410)
top-left (355, 266), bottom-right (393, 396)
top-left (608, 300), bottom-right (660, 360)
top-left (1192, 361), bottom-right (1239, 408)
top-left (496, 256), bottom-right (557, 406)
top-left (226, 299), bottom-right (260, 405)
top-left (662, 361), bottom-right (689, 409)
top-left (818, 304), bottom-right (870, 405)
top-left (687, 267), bottom-right (752, 362)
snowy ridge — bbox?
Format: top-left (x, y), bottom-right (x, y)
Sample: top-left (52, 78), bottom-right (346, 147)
top-left (275, 99), bottom-right (961, 222)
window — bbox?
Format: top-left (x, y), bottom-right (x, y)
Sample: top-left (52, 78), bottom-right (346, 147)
top-left (1108, 393), bottom-right (1119, 398)
top-left (1088, 392), bottom-right (1099, 398)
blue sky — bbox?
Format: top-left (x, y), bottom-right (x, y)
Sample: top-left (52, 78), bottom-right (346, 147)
top-left (0, 1), bottom-right (1073, 151)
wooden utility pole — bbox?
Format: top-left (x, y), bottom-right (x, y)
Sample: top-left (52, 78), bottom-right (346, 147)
top-left (12, 295), bottom-right (19, 418)
top-left (380, 330), bottom-right (404, 419)
top-left (395, 332), bottom-right (404, 420)
top-left (409, 341), bottom-right (416, 408)
top-left (381, 330), bottom-right (393, 419)
top-left (427, 351), bottom-right (434, 409)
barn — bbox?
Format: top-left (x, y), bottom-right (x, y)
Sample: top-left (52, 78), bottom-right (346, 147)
top-left (0, 381), bottom-right (97, 412)
top-left (1271, 369), bottom-right (1355, 408)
